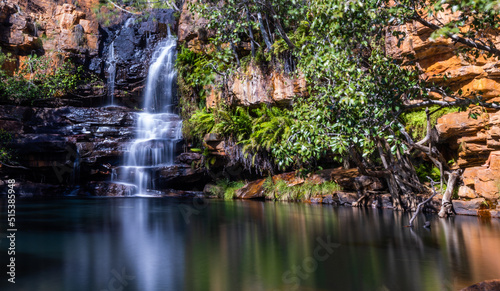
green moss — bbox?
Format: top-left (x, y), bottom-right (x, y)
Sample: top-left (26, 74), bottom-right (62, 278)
top-left (401, 106), bottom-right (460, 140)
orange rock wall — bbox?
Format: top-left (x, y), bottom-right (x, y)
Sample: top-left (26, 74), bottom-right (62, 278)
top-left (1, 0), bottom-right (99, 66)
top-left (177, 0), bottom-right (307, 108)
top-left (386, 9), bottom-right (500, 202)
top-left (386, 9), bottom-right (500, 101)
top-left (205, 64), bottom-right (307, 108)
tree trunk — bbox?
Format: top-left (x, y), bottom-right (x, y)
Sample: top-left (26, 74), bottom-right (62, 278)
top-left (257, 12), bottom-right (273, 52)
top-left (245, 5), bottom-right (256, 58)
top-left (438, 170), bottom-right (460, 218)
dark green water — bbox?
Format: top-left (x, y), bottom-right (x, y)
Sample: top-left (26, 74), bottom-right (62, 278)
top-left (1, 197), bottom-right (500, 291)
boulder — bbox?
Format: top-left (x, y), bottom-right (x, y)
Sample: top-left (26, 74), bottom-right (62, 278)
top-left (87, 182), bottom-right (135, 197)
top-left (452, 198), bottom-right (486, 216)
top-left (158, 164), bottom-right (209, 191)
top-left (322, 195), bottom-right (337, 205)
top-left (458, 186), bottom-right (477, 199)
top-left (310, 196), bottom-right (323, 204)
top-left (176, 152), bottom-right (202, 164)
top-left (337, 192), bottom-right (358, 205)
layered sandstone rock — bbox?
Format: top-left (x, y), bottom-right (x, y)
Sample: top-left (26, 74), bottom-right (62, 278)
top-left (387, 8), bottom-right (500, 204)
top-left (1, 0), bottom-right (99, 59)
top-left (0, 105), bottom-right (134, 185)
top-left (386, 9), bottom-right (500, 100)
top-left (178, 1), bottom-right (306, 107)
top-left (206, 63), bottom-right (307, 108)
top-left (436, 111), bottom-right (500, 202)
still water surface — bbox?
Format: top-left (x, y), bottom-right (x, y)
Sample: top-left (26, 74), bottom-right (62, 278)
top-left (1, 197), bottom-right (500, 291)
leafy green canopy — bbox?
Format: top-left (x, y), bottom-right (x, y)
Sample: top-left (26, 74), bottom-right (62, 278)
top-left (182, 0), bottom-right (500, 176)
top-left (0, 52), bottom-right (83, 103)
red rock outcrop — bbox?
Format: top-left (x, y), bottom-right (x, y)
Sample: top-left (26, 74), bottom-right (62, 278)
top-left (177, 1), bottom-right (307, 107)
top-left (386, 9), bottom-right (500, 100)
top-left (386, 8), bottom-right (500, 204)
top-left (436, 111), bottom-right (500, 202)
top-left (206, 63), bottom-right (307, 108)
top-left (1, 0), bottom-right (99, 59)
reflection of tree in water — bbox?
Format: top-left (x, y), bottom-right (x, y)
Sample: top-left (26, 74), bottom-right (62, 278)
top-left (184, 202), bottom-right (500, 291)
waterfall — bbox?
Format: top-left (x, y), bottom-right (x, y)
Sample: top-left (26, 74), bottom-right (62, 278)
top-left (115, 33), bottom-right (182, 196)
top-left (105, 18), bottom-right (134, 106)
top-left (71, 144), bottom-right (81, 186)
top-left (106, 41), bottom-right (116, 105)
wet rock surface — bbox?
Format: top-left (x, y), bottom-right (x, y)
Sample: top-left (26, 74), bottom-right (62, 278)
top-left (461, 279), bottom-right (500, 291)
top-left (158, 164), bottom-right (209, 191)
top-left (0, 106), bottom-right (134, 187)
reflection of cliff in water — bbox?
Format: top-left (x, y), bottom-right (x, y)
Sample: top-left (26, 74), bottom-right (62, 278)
top-left (183, 203), bottom-right (500, 291)
top-left (7, 199), bottom-right (500, 291)
top-left (437, 217), bottom-right (500, 288)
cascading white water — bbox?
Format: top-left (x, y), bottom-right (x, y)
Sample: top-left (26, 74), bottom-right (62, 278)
top-left (106, 41), bottom-right (116, 105)
top-left (115, 33), bottom-right (182, 195)
top-left (105, 18), bottom-right (135, 106)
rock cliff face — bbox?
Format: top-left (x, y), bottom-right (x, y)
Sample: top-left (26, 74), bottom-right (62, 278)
top-left (206, 63), bottom-right (307, 108)
top-left (177, 0), bottom-right (306, 108)
top-left (386, 10), bottom-right (500, 101)
top-left (436, 111), bottom-right (500, 202)
top-left (0, 1), bottom-right (192, 195)
top-left (0, 105), bottom-right (133, 194)
top-left (1, 0), bottom-right (99, 65)
top-left (1, 0), bottom-right (176, 108)
top-left (386, 11), bottom-right (500, 204)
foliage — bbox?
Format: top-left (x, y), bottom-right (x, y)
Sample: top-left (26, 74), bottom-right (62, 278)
top-left (185, 103), bottom-right (294, 173)
top-left (241, 105), bottom-right (293, 154)
top-left (415, 163), bottom-right (441, 184)
top-left (179, 0), bottom-right (500, 208)
top-left (263, 178), bottom-right (341, 201)
top-left (176, 46), bottom-right (214, 101)
top-left (0, 53), bottom-right (83, 103)
top-left (182, 108), bottom-right (215, 143)
top-left (402, 106), bottom-right (461, 140)
top-left (208, 179), bottom-right (245, 200)
top-left (0, 129), bottom-right (13, 164)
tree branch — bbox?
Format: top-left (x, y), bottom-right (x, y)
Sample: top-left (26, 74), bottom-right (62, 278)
top-left (107, 0), bottom-right (140, 15)
top-left (407, 177), bottom-right (438, 227)
top-left (411, 11), bottom-right (500, 57)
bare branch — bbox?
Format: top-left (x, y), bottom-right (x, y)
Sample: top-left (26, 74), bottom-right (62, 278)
top-left (411, 11), bottom-right (500, 57)
top-left (107, 0), bottom-right (140, 15)
top-left (407, 177), bottom-right (438, 227)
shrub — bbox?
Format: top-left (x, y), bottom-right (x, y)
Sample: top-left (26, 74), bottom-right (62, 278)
top-left (208, 179), bottom-right (245, 200)
top-left (264, 178), bottom-right (341, 202)
top-left (0, 129), bottom-right (13, 164)
top-left (0, 52), bottom-right (83, 103)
